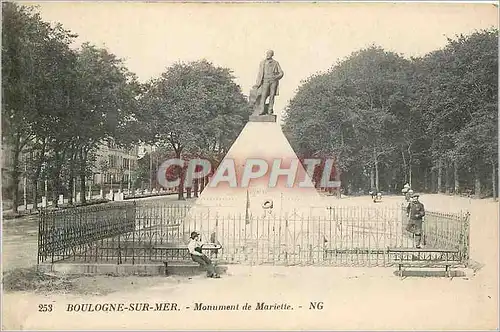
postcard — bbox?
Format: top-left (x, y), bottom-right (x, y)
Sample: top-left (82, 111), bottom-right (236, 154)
top-left (2, 1), bottom-right (498, 330)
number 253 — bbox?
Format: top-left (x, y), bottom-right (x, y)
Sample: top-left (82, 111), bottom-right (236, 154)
top-left (38, 304), bottom-right (53, 312)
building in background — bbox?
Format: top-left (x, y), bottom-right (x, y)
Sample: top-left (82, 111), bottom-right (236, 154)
top-left (92, 139), bottom-right (140, 192)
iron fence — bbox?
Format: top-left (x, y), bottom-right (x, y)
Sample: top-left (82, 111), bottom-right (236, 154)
top-left (37, 202), bottom-right (135, 264)
top-left (37, 202), bottom-right (470, 267)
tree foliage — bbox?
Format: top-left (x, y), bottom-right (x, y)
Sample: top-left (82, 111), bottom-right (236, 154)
top-left (284, 31), bottom-right (498, 197)
top-left (138, 60), bottom-right (250, 199)
top-left (2, 3), bottom-right (141, 209)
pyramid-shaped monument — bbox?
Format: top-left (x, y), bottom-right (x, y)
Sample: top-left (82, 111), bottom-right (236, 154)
top-left (183, 115), bottom-right (329, 249)
top-left (180, 50), bottom-right (332, 261)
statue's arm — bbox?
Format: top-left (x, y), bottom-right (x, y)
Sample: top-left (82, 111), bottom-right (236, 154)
top-left (276, 62), bottom-right (284, 80)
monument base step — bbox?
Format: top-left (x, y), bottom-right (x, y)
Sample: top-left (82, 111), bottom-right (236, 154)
top-left (249, 115), bottom-right (277, 122)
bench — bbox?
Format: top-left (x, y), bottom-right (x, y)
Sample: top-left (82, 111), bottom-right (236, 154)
top-left (387, 247), bottom-right (462, 278)
top-left (152, 244), bottom-right (222, 276)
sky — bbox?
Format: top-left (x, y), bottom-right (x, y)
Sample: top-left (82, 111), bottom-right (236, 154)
top-left (23, 2), bottom-right (498, 122)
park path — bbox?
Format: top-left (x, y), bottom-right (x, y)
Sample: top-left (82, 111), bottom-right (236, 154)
top-left (2, 194), bottom-right (498, 330)
top-left (2, 265), bottom-right (497, 330)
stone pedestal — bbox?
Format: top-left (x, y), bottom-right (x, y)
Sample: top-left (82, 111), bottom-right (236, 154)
top-left (186, 117), bottom-right (327, 243)
top-left (114, 192), bottom-right (124, 201)
top-left (58, 194), bottom-right (64, 205)
top-left (249, 114), bottom-right (277, 122)
top-left (76, 192), bottom-right (81, 203)
top-left (41, 196), bottom-right (47, 208)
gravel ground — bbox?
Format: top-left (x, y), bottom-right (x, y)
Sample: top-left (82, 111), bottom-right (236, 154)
top-left (2, 194), bottom-right (498, 330)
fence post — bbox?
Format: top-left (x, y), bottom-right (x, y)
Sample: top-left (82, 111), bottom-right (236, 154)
top-left (463, 212), bottom-right (471, 264)
top-left (131, 201), bottom-right (136, 265)
top-left (37, 209), bottom-right (43, 265)
top-left (284, 217), bottom-right (288, 265)
top-left (51, 219), bottom-right (55, 264)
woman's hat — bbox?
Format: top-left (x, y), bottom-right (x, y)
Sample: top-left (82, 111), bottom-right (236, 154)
top-left (190, 231), bottom-right (200, 239)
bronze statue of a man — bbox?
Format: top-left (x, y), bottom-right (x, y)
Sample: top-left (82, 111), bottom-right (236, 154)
top-left (250, 50), bottom-right (284, 116)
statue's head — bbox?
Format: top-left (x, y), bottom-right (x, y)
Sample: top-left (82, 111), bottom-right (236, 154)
top-left (265, 50), bottom-right (274, 59)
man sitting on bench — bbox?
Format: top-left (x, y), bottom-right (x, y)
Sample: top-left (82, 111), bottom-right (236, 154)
top-left (187, 231), bottom-right (220, 278)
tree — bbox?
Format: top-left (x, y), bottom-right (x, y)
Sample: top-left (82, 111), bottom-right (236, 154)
top-left (139, 60), bottom-right (250, 200)
top-left (2, 2), bottom-right (77, 211)
top-left (284, 33), bottom-right (497, 197)
top-left (68, 43), bottom-right (140, 203)
top-left (415, 29), bottom-right (498, 196)
top-left (284, 46), bottom-right (412, 193)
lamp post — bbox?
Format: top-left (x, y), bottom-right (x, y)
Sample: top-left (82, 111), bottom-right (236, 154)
top-left (128, 157), bottom-right (131, 194)
top-left (149, 150), bottom-right (153, 191)
top-left (88, 174), bottom-right (93, 200)
top-left (23, 161), bottom-right (27, 210)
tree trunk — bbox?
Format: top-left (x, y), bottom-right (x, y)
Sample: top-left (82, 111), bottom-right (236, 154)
top-left (32, 179), bottom-right (39, 211)
top-left (430, 167), bottom-right (436, 192)
top-left (101, 172), bottom-right (105, 197)
top-left (52, 151), bottom-right (65, 207)
top-left (68, 150), bottom-right (77, 204)
top-left (336, 168), bottom-right (342, 199)
top-left (178, 165), bottom-right (186, 200)
top-left (79, 172), bottom-right (86, 204)
top-left (175, 150), bottom-right (185, 200)
top-left (193, 178), bottom-right (199, 198)
top-left (437, 159), bottom-right (443, 193)
top-left (492, 162), bottom-right (497, 199)
top-left (10, 136), bottom-right (24, 213)
top-left (199, 176), bottom-right (205, 193)
top-left (474, 172), bottom-right (481, 198)
top-left (445, 164), bottom-right (451, 194)
top-left (32, 140), bottom-right (47, 211)
top-left (407, 144), bottom-right (413, 188)
top-left (409, 165), bottom-right (412, 189)
top-left (171, 144), bottom-right (185, 200)
top-left (454, 161), bottom-right (459, 194)
top-left (11, 163), bottom-right (21, 213)
top-left (79, 148), bottom-right (87, 204)
top-left (424, 168), bottom-right (429, 192)
top-left (370, 168), bottom-right (375, 191)
top-left (68, 177), bottom-right (74, 205)
top-left (401, 147), bottom-right (407, 183)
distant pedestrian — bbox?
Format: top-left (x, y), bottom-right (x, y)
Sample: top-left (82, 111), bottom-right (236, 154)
top-left (404, 189), bottom-right (414, 202)
top-left (406, 194), bottom-right (425, 248)
top-left (369, 189), bottom-right (376, 199)
top-left (402, 184), bottom-right (412, 201)
top-left (187, 231), bottom-right (220, 278)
